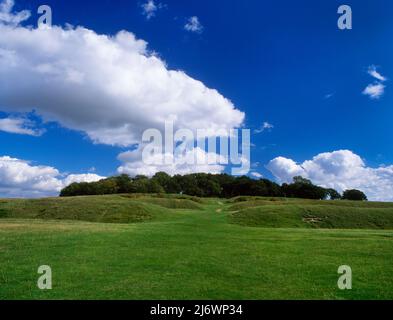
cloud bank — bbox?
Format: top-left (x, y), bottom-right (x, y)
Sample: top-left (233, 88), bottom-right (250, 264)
top-left (0, 156), bottom-right (105, 198)
top-left (267, 150), bottom-right (393, 202)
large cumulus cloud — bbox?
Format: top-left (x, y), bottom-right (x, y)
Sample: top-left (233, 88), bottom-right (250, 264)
top-left (0, 10), bottom-right (244, 146)
top-left (267, 150), bottom-right (393, 202)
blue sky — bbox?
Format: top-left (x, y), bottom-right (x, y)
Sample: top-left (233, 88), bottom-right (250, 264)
top-left (1, 0), bottom-right (393, 199)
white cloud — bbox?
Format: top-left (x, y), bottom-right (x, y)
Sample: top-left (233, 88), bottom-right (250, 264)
top-left (0, 117), bottom-right (44, 136)
top-left (267, 157), bottom-right (306, 182)
top-left (0, 7), bottom-right (244, 147)
top-left (184, 16), bottom-right (203, 33)
top-left (254, 122), bottom-right (274, 134)
top-left (117, 147), bottom-right (225, 177)
top-left (62, 173), bottom-right (106, 186)
top-left (267, 150), bottom-right (393, 202)
top-left (363, 83), bottom-right (385, 99)
top-left (324, 92), bottom-right (335, 100)
top-left (0, 156), bottom-right (105, 198)
top-left (363, 65), bottom-right (387, 100)
top-left (141, 0), bottom-right (163, 20)
top-left (251, 172), bottom-right (263, 179)
top-left (368, 65), bottom-right (387, 82)
top-left (0, 0), bottom-right (30, 26)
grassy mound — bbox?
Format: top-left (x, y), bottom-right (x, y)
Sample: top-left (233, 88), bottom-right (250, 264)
top-left (0, 195), bottom-right (167, 224)
top-left (230, 203), bottom-right (393, 230)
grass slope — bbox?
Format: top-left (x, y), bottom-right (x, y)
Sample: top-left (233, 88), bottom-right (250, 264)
top-left (0, 195), bottom-right (393, 300)
top-left (228, 198), bottom-right (393, 230)
top-left (0, 195), bottom-right (201, 224)
top-left (121, 195), bottom-right (203, 210)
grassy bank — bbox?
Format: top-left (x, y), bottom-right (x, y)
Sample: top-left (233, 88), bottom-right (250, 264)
top-left (228, 197), bottom-right (393, 229)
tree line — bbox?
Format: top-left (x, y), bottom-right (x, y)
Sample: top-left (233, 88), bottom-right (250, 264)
top-left (59, 173), bottom-right (368, 201)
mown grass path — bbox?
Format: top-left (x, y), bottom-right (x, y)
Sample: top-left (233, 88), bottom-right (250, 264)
top-left (1, 200), bottom-right (393, 300)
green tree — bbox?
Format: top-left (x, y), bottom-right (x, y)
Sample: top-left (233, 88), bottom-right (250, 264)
top-left (111, 174), bottom-right (132, 193)
top-left (326, 188), bottom-right (342, 200)
top-left (152, 172), bottom-right (172, 192)
top-left (293, 176), bottom-right (313, 185)
top-left (95, 179), bottom-right (118, 195)
top-left (132, 178), bottom-right (150, 193)
top-left (147, 180), bottom-right (165, 194)
top-left (342, 189), bottom-right (368, 201)
top-left (282, 177), bottom-right (328, 200)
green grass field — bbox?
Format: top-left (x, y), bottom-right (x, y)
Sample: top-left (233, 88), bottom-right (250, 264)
top-left (1, 195), bottom-right (393, 300)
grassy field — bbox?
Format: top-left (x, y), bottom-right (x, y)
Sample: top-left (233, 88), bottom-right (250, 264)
top-left (1, 195), bottom-right (393, 300)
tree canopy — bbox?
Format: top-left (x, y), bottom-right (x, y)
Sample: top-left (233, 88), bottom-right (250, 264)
top-left (58, 173), bottom-right (364, 202)
top-left (342, 189), bottom-right (368, 201)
